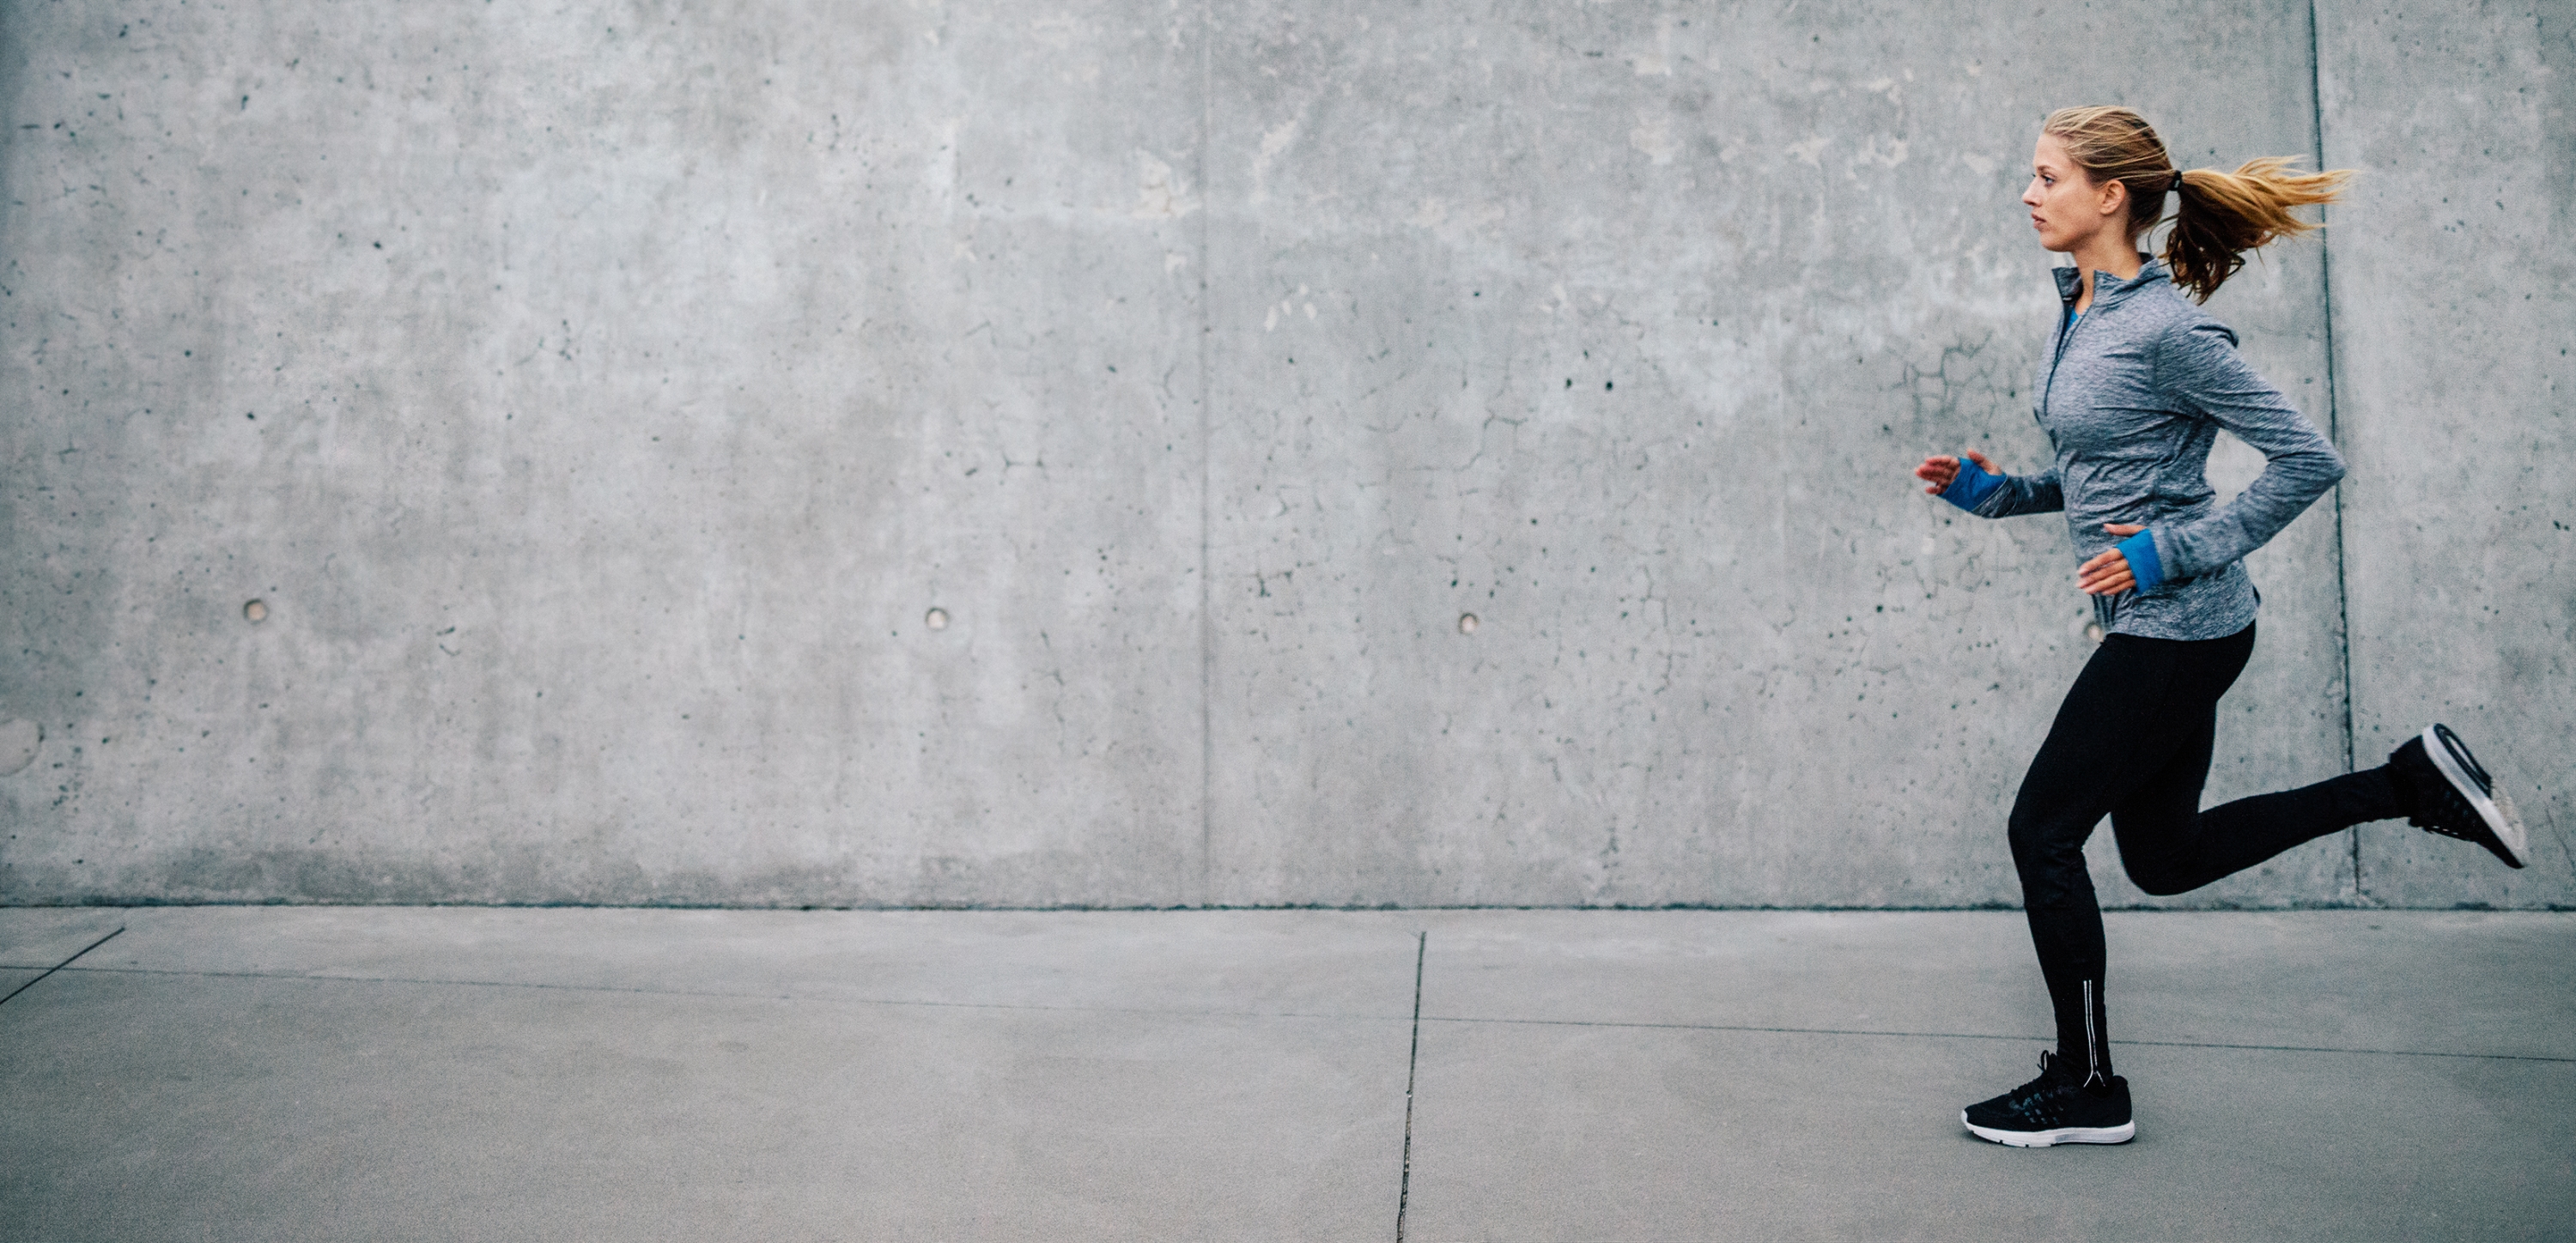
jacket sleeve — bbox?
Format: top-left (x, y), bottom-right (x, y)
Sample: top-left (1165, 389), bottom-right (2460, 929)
top-left (2149, 321), bottom-right (2347, 580)
top-left (1971, 467), bottom-right (2063, 518)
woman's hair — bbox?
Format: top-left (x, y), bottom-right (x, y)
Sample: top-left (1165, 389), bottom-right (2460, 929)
top-left (2041, 106), bottom-right (2355, 303)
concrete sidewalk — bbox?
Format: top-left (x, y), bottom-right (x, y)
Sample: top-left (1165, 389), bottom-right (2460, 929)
top-left (2, 908), bottom-right (2568, 1240)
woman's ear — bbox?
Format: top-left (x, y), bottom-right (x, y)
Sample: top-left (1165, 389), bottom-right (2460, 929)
top-left (2099, 177), bottom-right (2129, 220)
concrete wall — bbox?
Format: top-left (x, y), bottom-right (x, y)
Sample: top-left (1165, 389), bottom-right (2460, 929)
top-left (2324, 0), bottom-right (2576, 906)
top-left (0, 0), bottom-right (2565, 908)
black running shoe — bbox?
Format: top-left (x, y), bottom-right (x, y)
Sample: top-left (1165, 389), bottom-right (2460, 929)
top-left (1962, 1052), bottom-right (2136, 1147)
top-left (2391, 724), bottom-right (2528, 869)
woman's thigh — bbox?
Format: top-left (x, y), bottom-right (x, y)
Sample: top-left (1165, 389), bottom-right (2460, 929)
top-left (2105, 626), bottom-right (2257, 883)
top-left (2015, 626), bottom-right (2257, 844)
top-left (2011, 635), bottom-right (2184, 876)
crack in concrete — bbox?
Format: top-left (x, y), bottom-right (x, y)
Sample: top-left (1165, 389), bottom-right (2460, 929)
top-left (2308, 0), bottom-right (2364, 902)
top-left (0, 925), bottom-right (125, 1008)
top-left (1415, 1014), bottom-right (2576, 1064)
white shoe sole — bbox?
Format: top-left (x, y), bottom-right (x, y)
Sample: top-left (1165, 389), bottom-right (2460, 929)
top-left (1961, 1113), bottom-right (2136, 1147)
top-left (2422, 725), bottom-right (2529, 868)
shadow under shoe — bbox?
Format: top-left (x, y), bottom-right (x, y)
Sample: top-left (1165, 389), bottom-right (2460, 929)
top-left (1962, 1051), bottom-right (2136, 1148)
top-left (2390, 724), bottom-right (2528, 870)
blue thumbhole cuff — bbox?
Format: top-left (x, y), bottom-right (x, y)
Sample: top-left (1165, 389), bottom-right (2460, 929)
top-left (2117, 530), bottom-right (2164, 591)
top-left (1939, 460), bottom-right (2004, 512)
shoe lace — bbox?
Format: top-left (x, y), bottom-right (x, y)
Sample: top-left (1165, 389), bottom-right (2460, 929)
top-left (2010, 1053), bottom-right (2063, 1101)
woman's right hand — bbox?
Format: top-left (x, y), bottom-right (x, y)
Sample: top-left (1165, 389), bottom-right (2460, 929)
top-left (1913, 450), bottom-right (2000, 495)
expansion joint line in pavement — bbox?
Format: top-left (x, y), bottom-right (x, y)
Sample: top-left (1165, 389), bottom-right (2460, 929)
top-left (0, 925), bottom-right (125, 1009)
top-left (1413, 1014), bottom-right (2576, 1064)
top-left (1395, 931), bottom-right (1425, 1243)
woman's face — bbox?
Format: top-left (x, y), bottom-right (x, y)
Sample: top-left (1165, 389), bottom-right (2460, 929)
top-left (2023, 132), bottom-right (2119, 254)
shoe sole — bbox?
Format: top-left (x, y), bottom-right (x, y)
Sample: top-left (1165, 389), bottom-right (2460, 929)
top-left (2422, 725), bottom-right (2529, 869)
top-left (1961, 1113), bottom-right (2136, 1147)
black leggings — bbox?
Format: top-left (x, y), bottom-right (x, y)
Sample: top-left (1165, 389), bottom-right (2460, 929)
top-left (2011, 622), bottom-right (2402, 1076)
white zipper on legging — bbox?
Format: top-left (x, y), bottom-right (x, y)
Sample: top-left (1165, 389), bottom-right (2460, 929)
top-left (2083, 980), bottom-right (2103, 1087)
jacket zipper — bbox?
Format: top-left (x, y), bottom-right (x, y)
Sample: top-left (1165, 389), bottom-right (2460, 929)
top-left (2044, 288), bottom-right (2081, 419)
top-left (2049, 278), bottom-right (2120, 629)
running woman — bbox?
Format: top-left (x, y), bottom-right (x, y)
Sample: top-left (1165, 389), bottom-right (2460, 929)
top-left (1912, 106), bottom-right (2531, 1148)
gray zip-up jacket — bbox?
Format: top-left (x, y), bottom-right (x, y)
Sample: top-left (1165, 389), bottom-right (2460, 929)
top-left (1962, 260), bottom-right (2347, 640)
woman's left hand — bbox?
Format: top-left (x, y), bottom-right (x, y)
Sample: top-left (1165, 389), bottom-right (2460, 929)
top-left (2077, 524), bottom-right (2148, 596)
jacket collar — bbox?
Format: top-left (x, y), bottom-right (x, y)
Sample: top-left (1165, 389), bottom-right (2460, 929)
top-left (2053, 255), bottom-right (2170, 308)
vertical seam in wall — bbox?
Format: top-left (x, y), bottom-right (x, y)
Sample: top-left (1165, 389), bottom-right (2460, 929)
top-left (2308, 0), bottom-right (2363, 901)
top-left (1195, 0), bottom-right (1216, 906)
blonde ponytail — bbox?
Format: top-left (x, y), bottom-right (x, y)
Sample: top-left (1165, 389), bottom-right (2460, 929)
top-left (2165, 158), bottom-right (2354, 303)
top-left (2040, 106), bottom-right (2356, 304)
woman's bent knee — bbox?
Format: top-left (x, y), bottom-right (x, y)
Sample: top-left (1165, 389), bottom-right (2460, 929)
top-left (2007, 805), bottom-right (2074, 864)
top-left (2122, 864), bottom-right (2196, 897)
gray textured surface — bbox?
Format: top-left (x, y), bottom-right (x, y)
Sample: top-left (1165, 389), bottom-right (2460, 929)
top-left (0, 906), bottom-right (120, 968)
top-left (1405, 1030), bottom-right (2570, 1241)
top-left (1201, 0), bottom-right (2353, 908)
top-left (1, 907), bottom-right (2569, 1240)
top-left (0, 1), bottom-right (2565, 906)
top-left (1, 0), bottom-right (1210, 906)
top-left (2322, 0), bottom-right (2576, 906)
